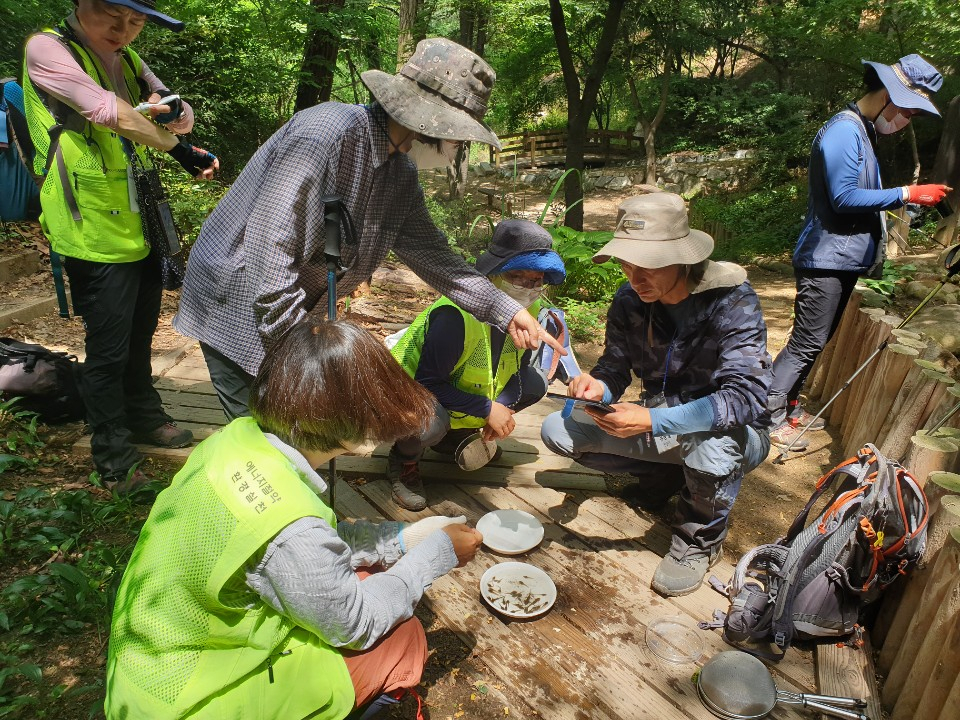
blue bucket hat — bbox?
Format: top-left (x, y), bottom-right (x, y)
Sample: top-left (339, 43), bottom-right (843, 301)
top-left (104, 0), bottom-right (184, 32)
top-left (861, 54), bottom-right (942, 117)
top-left (475, 220), bottom-right (566, 285)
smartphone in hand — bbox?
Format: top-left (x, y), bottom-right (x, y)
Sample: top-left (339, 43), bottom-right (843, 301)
top-left (135, 94), bottom-right (181, 113)
top-left (545, 392), bottom-right (615, 415)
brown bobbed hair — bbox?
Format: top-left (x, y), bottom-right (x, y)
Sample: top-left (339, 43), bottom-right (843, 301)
top-left (250, 321), bottom-right (435, 452)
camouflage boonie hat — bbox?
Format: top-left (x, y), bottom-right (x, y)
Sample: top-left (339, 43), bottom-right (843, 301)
top-left (361, 38), bottom-right (501, 149)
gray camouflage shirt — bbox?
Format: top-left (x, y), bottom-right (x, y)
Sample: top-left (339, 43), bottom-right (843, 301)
top-left (174, 102), bottom-right (521, 375)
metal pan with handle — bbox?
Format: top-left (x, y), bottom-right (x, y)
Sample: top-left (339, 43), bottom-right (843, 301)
top-left (696, 651), bottom-right (870, 720)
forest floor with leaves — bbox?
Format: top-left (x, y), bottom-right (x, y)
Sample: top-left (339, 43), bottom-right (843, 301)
top-left (0, 182), bottom-right (860, 719)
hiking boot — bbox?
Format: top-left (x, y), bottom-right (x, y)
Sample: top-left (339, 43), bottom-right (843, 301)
top-left (130, 422), bottom-right (194, 449)
top-left (387, 454), bottom-right (427, 511)
top-left (651, 546), bottom-right (723, 597)
top-left (770, 420), bottom-right (810, 451)
top-left (103, 468), bottom-right (153, 495)
top-left (789, 406), bottom-right (826, 431)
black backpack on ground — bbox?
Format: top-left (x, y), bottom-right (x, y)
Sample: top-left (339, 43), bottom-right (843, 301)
top-left (704, 444), bottom-right (928, 660)
top-left (0, 338), bottom-right (84, 423)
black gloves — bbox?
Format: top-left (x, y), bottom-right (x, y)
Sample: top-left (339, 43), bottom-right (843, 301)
top-left (167, 138), bottom-right (217, 177)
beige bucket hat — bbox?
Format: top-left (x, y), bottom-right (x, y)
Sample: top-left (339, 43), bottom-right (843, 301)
top-left (593, 193), bottom-right (714, 269)
top-left (361, 38), bottom-right (501, 149)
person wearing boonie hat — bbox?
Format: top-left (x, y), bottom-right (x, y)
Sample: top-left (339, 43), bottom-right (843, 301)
top-left (175, 38), bottom-right (563, 422)
top-left (21, 0), bottom-right (219, 492)
top-left (540, 192), bottom-right (773, 597)
top-left (387, 220), bottom-right (569, 510)
top-left (767, 54), bottom-right (952, 452)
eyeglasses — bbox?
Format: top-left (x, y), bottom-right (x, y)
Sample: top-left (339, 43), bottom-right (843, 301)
top-left (502, 271), bottom-right (544, 289)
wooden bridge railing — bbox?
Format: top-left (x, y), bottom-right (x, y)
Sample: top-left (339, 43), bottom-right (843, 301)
top-left (489, 129), bottom-right (643, 168)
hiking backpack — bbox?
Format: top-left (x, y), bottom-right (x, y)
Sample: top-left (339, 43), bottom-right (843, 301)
top-left (0, 77), bottom-right (41, 221)
top-left (706, 444), bottom-right (928, 660)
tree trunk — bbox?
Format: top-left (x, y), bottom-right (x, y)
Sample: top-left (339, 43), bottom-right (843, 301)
top-left (397, 0), bottom-right (423, 69)
top-left (446, 142), bottom-right (470, 200)
top-left (549, 0), bottom-right (627, 231)
top-left (628, 65), bottom-right (671, 186)
top-left (295, 0), bottom-right (347, 112)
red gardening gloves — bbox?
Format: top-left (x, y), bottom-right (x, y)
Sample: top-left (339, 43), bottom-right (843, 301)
top-left (905, 184), bottom-right (952, 206)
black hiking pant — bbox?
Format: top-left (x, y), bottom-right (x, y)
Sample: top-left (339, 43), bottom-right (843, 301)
top-left (767, 268), bottom-right (859, 427)
top-left (64, 256), bottom-right (172, 480)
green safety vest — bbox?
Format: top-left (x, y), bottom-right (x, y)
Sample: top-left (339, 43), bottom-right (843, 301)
top-left (105, 417), bottom-right (354, 720)
top-left (22, 27), bottom-right (150, 263)
top-left (391, 297), bottom-right (539, 429)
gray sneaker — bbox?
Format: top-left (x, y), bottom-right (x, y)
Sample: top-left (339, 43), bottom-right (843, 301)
top-left (651, 546), bottom-right (723, 597)
top-left (387, 454), bottom-right (427, 511)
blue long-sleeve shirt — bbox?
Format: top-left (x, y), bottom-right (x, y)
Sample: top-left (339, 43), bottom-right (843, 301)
top-left (793, 107), bottom-right (907, 273)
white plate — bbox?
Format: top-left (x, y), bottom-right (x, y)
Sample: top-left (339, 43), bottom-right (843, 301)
top-left (480, 562), bottom-right (557, 619)
top-left (476, 509), bottom-right (544, 555)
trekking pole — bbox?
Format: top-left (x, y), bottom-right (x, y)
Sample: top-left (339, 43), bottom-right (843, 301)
top-left (322, 196), bottom-right (343, 511)
top-left (924, 397), bottom-right (960, 437)
top-left (774, 243), bottom-right (960, 464)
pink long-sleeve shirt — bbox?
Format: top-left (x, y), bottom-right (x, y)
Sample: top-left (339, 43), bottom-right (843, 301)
top-left (24, 12), bottom-right (194, 134)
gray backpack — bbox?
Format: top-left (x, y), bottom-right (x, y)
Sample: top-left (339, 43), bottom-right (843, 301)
top-left (705, 444), bottom-right (928, 660)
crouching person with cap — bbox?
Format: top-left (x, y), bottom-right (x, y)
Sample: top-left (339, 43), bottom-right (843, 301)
top-left (174, 38), bottom-right (561, 422)
top-left (540, 193), bottom-right (772, 597)
top-left (388, 220), bottom-right (568, 510)
top-left (105, 320), bottom-right (483, 719)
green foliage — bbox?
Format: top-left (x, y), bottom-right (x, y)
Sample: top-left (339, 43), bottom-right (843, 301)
top-left (424, 193), bottom-right (490, 261)
top-left (156, 165), bottom-right (228, 250)
top-left (671, 79), bottom-right (818, 180)
top-left (554, 297), bottom-right (608, 342)
top-left (0, 483), bottom-right (145, 716)
top-left (860, 261), bottom-right (915, 300)
top-left (548, 225), bottom-right (620, 302)
top-left (0, 400), bottom-right (43, 461)
top-left (690, 183), bottom-right (807, 262)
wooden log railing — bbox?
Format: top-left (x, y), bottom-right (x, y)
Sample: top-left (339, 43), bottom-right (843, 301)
top-left (803, 287), bottom-right (960, 718)
top-left (488, 129), bottom-right (643, 168)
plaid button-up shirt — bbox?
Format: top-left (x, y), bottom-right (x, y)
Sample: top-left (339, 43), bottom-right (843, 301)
top-left (174, 103), bottom-right (521, 375)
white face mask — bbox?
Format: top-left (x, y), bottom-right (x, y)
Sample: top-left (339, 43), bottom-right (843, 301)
top-left (407, 139), bottom-right (461, 169)
top-left (874, 105), bottom-right (911, 135)
top-left (495, 278), bottom-right (542, 307)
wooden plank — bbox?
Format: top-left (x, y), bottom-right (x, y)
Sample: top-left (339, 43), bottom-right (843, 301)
top-left (158, 388), bottom-right (226, 412)
top-left (815, 638), bottom-right (883, 720)
top-left (500, 484), bottom-right (818, 693)
top-left (357, 481), bottom-right (695, 719)
top-left (335, 454), bottom-right (606, 491)
top-left (155, 376), bottom-right (217, 395)
top-left (358, 479), bottom-right (811, 719)
top-left (162, 403), bottom-right (228, 426)
top-left (164, 363), bottom-right (217, 382)
top-left (363, 442), bottom-right (600, 473)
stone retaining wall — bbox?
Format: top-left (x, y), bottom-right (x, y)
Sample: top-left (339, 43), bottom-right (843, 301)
top-left (471, 148), bottom-right (755, 196)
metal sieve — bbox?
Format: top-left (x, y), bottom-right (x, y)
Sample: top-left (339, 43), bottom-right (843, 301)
top-left (696, 651), bottom-right (870, 720)
top-left (455, 431), bottom-right (499, 471)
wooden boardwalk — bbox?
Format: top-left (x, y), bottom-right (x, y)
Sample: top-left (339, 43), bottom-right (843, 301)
top-left (96, 343), bottom-right (879, 720)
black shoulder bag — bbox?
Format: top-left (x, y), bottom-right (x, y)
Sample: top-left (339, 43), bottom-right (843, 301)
top-left (127, 148), bottom-right (187, 291)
